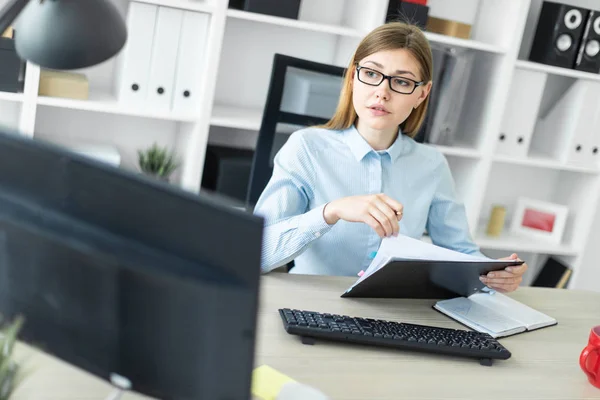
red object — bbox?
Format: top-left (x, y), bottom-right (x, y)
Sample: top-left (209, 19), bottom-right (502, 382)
top-left (580, 326), bottom-right (600, 389)
top-left (402, 0), bottom-right (428, 5)
top-left (521, 208), bottom-right (556, 232)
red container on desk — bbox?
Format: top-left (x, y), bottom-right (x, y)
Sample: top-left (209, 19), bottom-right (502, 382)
top-left (580, 326), bottom-right (600, 389)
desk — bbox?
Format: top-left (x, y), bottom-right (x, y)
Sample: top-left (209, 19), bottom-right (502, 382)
top-left (9, 274), bottom-right (600, 399)
top-left (254, 274), bottom-right (600, 400)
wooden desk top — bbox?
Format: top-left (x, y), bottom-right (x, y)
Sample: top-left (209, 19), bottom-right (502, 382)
top-left (8, 273), bottom-right (600, 399)
top-left (254, 274), bottom-right (600, 400)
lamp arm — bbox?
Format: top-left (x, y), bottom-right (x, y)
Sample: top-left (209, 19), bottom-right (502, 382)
top-left (0, 0), bottom-right (30, 36)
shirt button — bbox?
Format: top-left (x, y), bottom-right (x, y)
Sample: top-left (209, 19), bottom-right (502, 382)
top-left (315, 232), bottom-right (321, 238)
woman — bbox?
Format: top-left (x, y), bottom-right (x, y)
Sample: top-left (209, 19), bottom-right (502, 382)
top-left (254, 22), bottom-right (526, 293)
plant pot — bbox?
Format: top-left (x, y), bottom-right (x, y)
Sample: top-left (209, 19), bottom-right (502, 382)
top-left (142, 172), bottom-right (171, 183)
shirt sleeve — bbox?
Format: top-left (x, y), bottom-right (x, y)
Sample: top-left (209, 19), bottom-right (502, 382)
top-left (426, 154), bottom-right (486, 258)
top-left (253, 132), bottom-right (333, 272)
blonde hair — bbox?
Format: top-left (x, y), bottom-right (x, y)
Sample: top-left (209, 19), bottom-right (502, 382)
top-left (321, 22), bottom-right (433, 138)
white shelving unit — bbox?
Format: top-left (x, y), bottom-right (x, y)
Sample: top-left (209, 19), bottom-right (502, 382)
top-left (226, 9), bottom-right (365, 38)
top-left (2, 0), bottom-right (599, 290)
top-left (515, 59), bottom-right (600, 82)
top-left (0, 92), bottom-right (24, 102)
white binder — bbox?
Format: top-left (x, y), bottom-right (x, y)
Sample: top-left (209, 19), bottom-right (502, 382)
top-left (497, 69), bottom-right (547, 158)
top-left (146, 6), bottom-right (184, 113)
top-left (116, 2), bottom-right (158, 107)
top-left (171, 11), bottom-right (210, 116)
top-left (586, 98), bottom-right (600, 168)
top-left (562, 81), bottom-right (600, 167)
top-left (531, 80), bottom-right (590, 165)
top-left (592, 129), bottom-right (600, 169)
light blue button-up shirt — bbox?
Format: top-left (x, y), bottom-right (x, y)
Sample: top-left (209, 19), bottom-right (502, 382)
top-left (254, 125), bottom-right (483, 275)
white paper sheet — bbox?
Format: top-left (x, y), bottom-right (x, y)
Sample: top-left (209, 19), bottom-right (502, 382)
top-left (469, 292), bottom-right (557, 330)
top-left (354, 234), bottom-right (493, 286)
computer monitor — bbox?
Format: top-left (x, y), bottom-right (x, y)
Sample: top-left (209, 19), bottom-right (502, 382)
top-left (0, 128), bottom-right (264, 399)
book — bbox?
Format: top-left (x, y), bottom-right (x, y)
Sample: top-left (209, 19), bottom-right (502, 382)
top-left (433, 292), bottom-right (557, 338)
top-left (342, 235), bottom-right (524, 299)
top-left (532, 256), bottom-right (573, 288)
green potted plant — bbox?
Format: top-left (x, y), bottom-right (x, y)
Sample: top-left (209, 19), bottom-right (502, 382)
top-left (137, 143), bottom-right (179, 182)
top-left (0, 316), bottom-right (24, 400)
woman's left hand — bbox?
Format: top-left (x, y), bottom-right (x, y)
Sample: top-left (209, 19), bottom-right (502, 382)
top-left (480, 253), bottom-right (528, 293)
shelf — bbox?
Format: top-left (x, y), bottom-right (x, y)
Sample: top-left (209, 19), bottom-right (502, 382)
top-left (429, 144), bottom-right (481, 159)
top-left (37, 93), bottom-right (197, 122)
top-left (423, 232), bottom-right (578, 256)
top-left (210, 107), bottom-right (486, 159)
top-left (211, 104), bottom-right (262, 130)
top-left (493, 154), bottom-right (600, 174)
top-left (474, 230), bottom-right (580, 256)
top-left (515, 60), bottom-right (600, 82)
top-left (424, 32), bottom-right (506, 54)
top-left (226, 9), bottom-right (365, 38)
top-left (134, 0), bottom-right (214, 12)
top-left (0, 92), bottom-right (24, 103)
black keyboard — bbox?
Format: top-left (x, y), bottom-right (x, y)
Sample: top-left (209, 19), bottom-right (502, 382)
top-left (279, 309), bottom-right (511, 366)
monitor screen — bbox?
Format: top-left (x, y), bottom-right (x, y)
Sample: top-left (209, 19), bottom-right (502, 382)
top-left (0, 129), bottom-right (264, 400)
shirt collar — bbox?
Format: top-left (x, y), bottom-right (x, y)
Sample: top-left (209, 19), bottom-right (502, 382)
top-left (342, 125), bottom-right (408, 163)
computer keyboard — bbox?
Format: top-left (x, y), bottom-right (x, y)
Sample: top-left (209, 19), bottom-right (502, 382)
top-left (278, 309), bottom-right (511, 366)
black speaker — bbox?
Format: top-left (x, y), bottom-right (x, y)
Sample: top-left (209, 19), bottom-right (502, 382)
top-left (575, 10), bottom-right (600, 73)
top-left (529, 2), bottom-right (590, 69)
top-left (386, 1), bottom-right (429, 29)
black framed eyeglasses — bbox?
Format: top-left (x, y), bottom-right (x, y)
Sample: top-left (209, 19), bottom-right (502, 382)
top-left (355, 64), bottom-right (424, 95)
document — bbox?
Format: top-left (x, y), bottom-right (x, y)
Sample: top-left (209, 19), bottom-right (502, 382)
top-left (351, 234), bottom-right (496, 289)
top-left (342, 235), bottom-right (523, 299)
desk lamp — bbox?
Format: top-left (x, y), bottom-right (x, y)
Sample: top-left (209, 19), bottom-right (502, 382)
top-left (1, 1), bottom-right (126, 398)
top-left (0, 0), bottom-right (127, 69)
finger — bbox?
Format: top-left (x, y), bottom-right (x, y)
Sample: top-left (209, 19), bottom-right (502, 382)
top-left (481, 276), bottom-right (522, 287)
top-left (482, 276), bottom-right (522, 283)
top-left (486, 282), bottom-right (520, 292)
top-left (499, 253), bottom-right (519, 261)
top-left (368, 206), bottom-right (393, 237)
top-left (505, 263), bottom-right (528, 275)
top-left (378, 194), bottom-right (404, 216)
top-left (372, 199), bottom-right (399, 236)
top-left (485, 270), bottom-right (520, 279)
top-left (364, 214), bottom-right (386, 238)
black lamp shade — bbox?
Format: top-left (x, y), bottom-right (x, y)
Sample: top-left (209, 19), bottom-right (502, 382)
top-left (14, 0), bottom-right (127, 70)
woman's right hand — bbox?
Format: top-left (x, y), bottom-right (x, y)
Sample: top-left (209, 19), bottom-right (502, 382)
top-left (323, 194), bottom-right (404, 238)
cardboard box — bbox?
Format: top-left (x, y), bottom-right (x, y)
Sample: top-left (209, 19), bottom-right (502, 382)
top-left (2, 26), bottom-right (13, 38)
top-left (426, 16), bottom-right (472, 39)
top-left (39, 69), bottom-right (89, 100)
